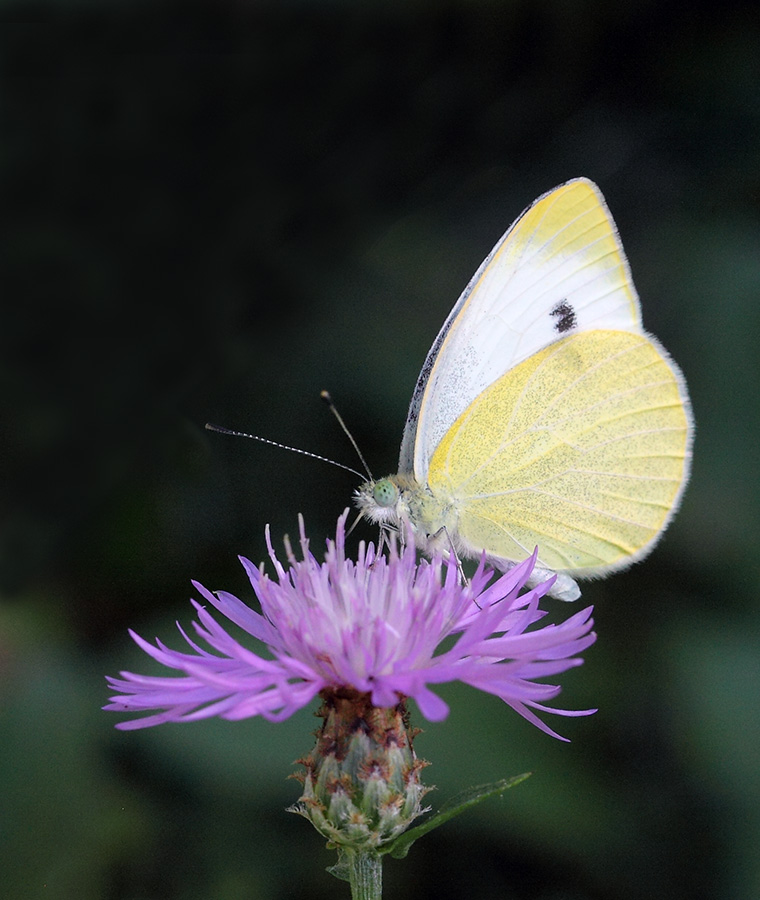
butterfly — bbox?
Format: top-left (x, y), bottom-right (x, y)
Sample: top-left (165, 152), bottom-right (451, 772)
top-left (355, 177), bottom-right (693, 600)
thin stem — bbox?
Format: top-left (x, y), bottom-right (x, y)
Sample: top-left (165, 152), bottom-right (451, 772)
top-left (346, 850), bottom-right (383, 900)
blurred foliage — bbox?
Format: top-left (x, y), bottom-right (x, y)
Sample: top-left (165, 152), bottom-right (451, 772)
top-left (1, 2), bottom-right (759, 898)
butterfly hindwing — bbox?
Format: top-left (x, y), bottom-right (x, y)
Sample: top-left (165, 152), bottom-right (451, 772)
top-left (426, 329), bottom-right (691, 574)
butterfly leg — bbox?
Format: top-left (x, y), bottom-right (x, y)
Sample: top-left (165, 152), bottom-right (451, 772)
top-left (425, 525), bottom-right (468, 586)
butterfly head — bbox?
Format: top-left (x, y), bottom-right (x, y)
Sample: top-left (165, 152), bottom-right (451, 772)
top-left (354, 477), bottom-right (402, 527)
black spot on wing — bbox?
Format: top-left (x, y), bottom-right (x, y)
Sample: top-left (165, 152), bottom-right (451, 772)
top-left (550, 300), bottom-right (577, 333)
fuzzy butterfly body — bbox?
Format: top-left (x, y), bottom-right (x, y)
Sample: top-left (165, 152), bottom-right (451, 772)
top-left (355, 178), bottom-right (693, 600)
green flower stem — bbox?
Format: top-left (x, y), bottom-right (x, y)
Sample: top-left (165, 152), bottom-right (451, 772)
top-left (346, 850), bottom-right (383, 900)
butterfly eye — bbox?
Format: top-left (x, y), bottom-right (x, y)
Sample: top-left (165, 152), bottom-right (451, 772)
top-left (372, 479), bottom-right (399, 508)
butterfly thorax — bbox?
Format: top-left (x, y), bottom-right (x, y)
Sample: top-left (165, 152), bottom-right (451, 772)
top-left (354, 473), bottom-right (458, 553)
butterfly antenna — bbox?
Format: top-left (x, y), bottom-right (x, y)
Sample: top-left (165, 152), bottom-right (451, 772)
top-left (204, 423), bottom-right (365, 479)
top-left (320, 390), bottom-right (374, 480)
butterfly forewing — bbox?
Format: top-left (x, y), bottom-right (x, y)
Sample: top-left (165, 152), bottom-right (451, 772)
top-left (401, 178), bottom-right (642, 482)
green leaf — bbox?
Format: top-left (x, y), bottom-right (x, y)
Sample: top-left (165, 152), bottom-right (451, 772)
top-left (383, 773), bottom-right (531, 860)
top-left (326, 849), bottom-right (351, 883)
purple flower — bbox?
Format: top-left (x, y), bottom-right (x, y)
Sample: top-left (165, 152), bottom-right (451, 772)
top-left (106, 513), bottom-right (596, 740)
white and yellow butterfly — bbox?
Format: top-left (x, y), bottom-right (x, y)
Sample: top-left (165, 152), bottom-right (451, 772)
top-left (355, 178), bottom-right (693, 600)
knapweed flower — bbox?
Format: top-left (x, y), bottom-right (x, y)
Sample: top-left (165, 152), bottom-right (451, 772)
top-left (106, 512), bottom-right (596, 854)
top-left (106, 511), bottom-right (595, 739)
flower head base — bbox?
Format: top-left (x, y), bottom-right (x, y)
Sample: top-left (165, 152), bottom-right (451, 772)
top-left (291, 690), bottom-right (430, 850)
top-left (106, 512), bottom-right (596, 740)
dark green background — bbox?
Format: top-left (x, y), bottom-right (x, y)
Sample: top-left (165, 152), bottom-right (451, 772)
top-left (2, 3), bottom-right (758, 898)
